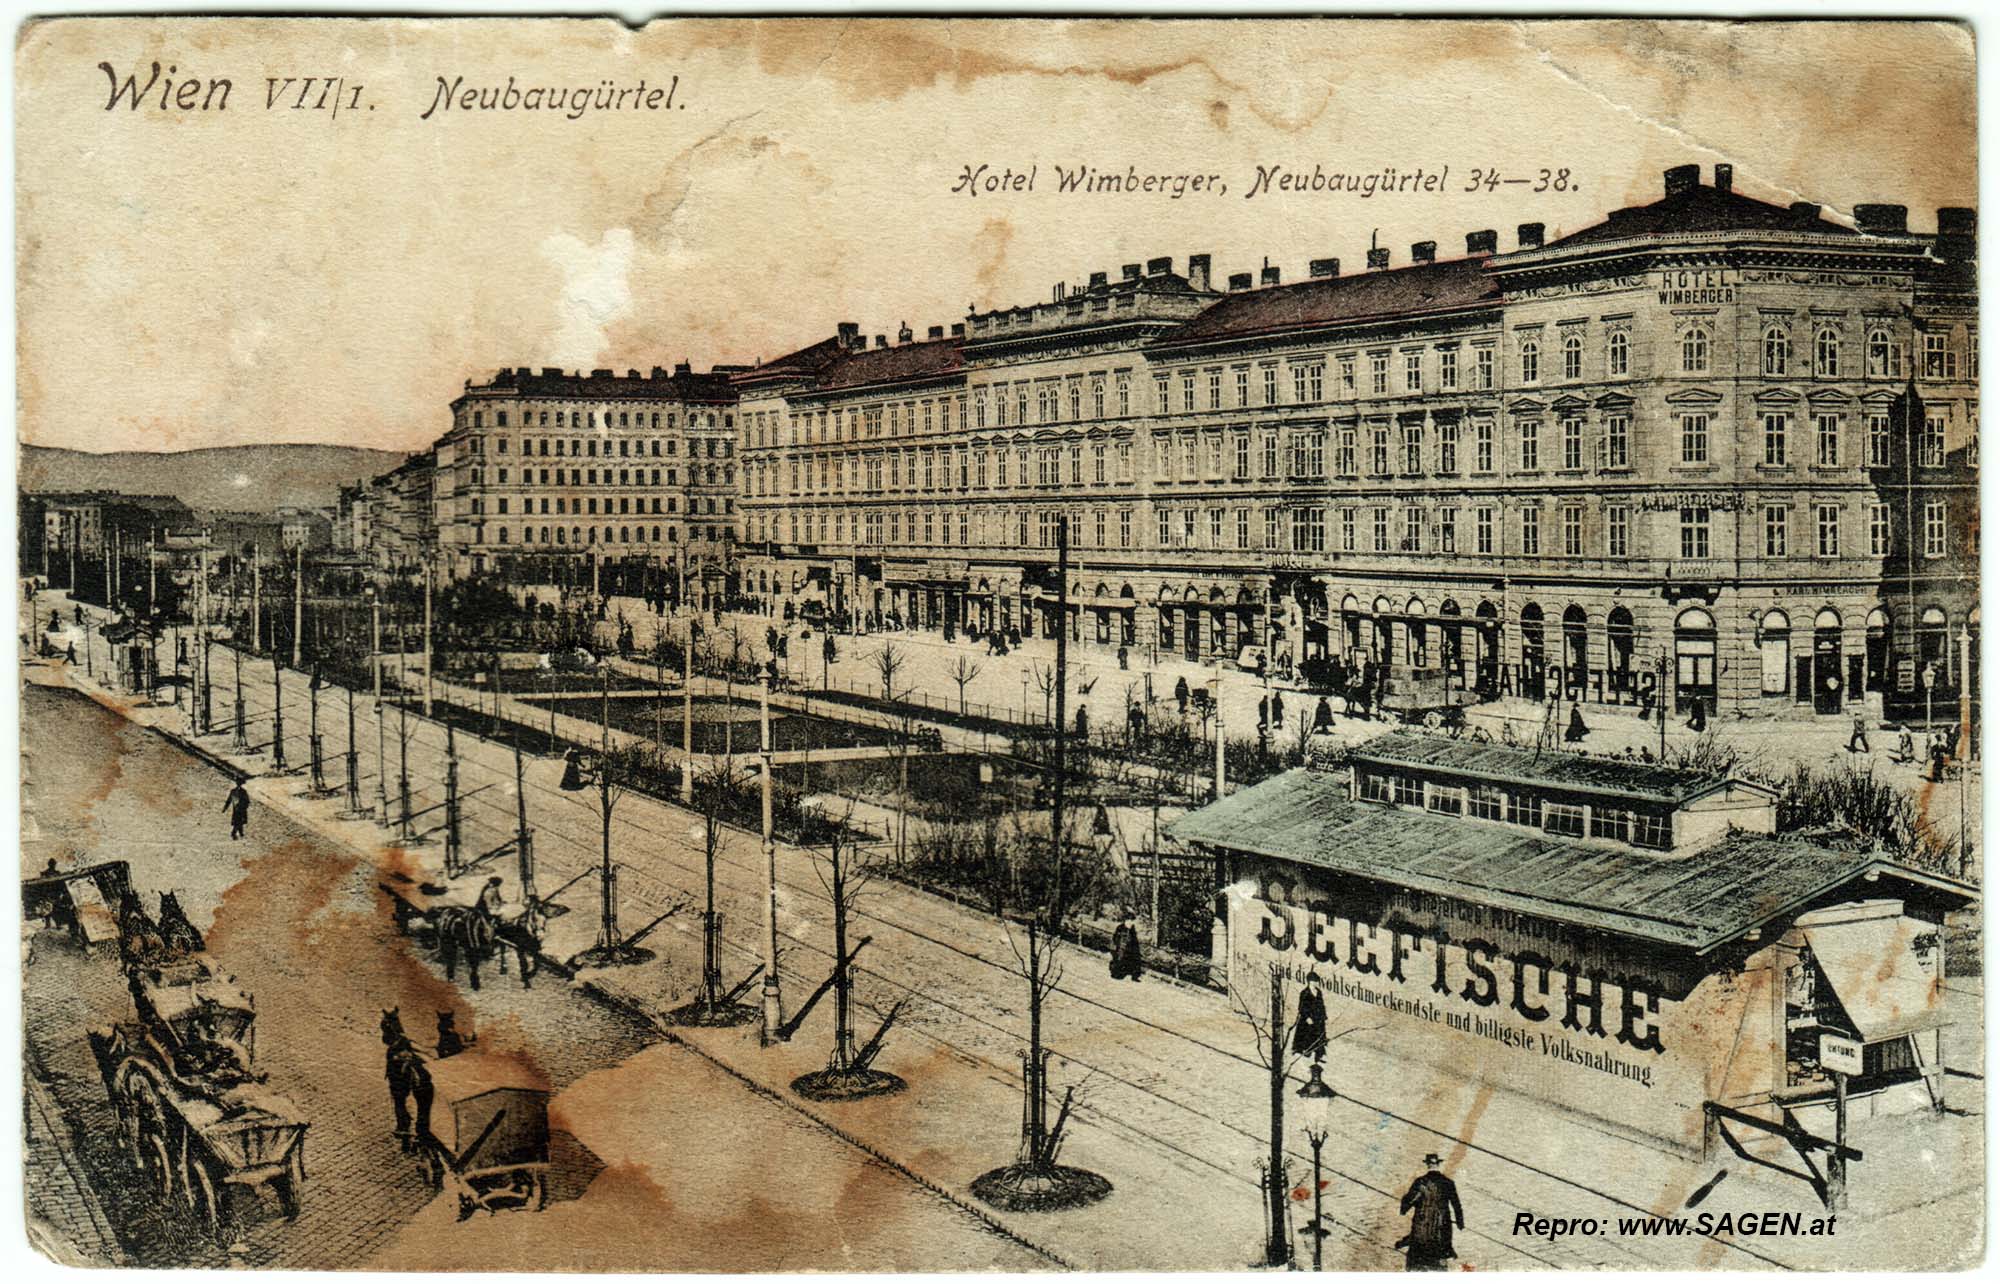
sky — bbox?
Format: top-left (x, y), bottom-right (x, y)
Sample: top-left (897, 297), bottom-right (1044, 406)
top-left (14, 17), bottom-right (1977, 457)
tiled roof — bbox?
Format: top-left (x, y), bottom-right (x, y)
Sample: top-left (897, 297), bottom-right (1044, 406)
top-left (1346, 730), bottom-right (1738, 805)
top-left (470, 367), bottom-right (738, 403)
top-left (810, 337), bottom-right (963, 394)
top-left (1158, 258), bottom-right (1498, 348)
top-left (1540, 184), bottom-right (1859, 251)
top-left (735, 335), bottom-right (850, 386)
top-left (1170, 769), bottom-right (1975, 952)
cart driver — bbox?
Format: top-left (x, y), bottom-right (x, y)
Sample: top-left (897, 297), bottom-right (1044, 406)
top-left (476, 876), bottom-right (506, 922)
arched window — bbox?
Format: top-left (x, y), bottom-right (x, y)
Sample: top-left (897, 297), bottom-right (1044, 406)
top-left (1815, 327), bottom-right (1841, 378)
top-left (1519, 338), bottom-right (1540, 385)
top-left (1562, 332), bottom-right (1583, 382)
top-left (1759, 609), bottom-right (1791, 694)
top-left (1607, 606), bottom-right (1635, 691)
top-left (1867, 328), bottom-right (1895, 379)
top-left (1762, 325), bottom-right (1790, 376)
top-left (1681, 326), bottom-right (1710, 373)
top-left (1562, 605), bottom-right (1589, 685)
top-left (1607, 330), bottom-right (1630, 377)
top-left (1919, 605), bottom-right (1949, 678)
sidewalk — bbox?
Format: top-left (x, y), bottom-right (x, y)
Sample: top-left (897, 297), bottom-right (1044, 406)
top-left (24, 586), bottom-right (1985, 1271)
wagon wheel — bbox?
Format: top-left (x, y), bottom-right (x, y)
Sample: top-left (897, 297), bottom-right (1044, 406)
top-left (119, 1066), bottom-right (175, 1199)
top-left (529, 1172), bottom-right (546, 1213)
top-left (1422, 710), bottom-right (1444, 729)
top-left (187, 1152), bottom-right (227, 1245)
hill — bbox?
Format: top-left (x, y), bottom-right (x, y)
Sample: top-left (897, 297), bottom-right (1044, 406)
top-left (18, 443), bottom-right (409, 512)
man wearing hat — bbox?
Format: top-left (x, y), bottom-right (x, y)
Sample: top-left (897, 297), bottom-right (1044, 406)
top-left (476, 876), bottom-right (506, 923)
top-left (1397, 1153), bottom-right (1464, 1271)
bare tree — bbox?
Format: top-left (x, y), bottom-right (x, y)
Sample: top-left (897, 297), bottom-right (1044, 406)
top-left (567, 663), bottom-right (687, 968)
top-left (785, 806), bottom-right (909, 1100)
top-left (1028, 660), bottom-right (1058, 727)
top-left (670, 757), bottom-right (760, 1025)
top-left (871, 641), bottom-right (906, 703)
top-left (949, 653), bottom-right (984, 716)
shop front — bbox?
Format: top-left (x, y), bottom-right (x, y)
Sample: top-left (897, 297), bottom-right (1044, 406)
top-left (1172, 735), bottom-right (1975, 1156)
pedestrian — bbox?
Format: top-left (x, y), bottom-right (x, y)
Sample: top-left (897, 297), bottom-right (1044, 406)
top-left (1929, 733), bottom-right (1949, 783)
top-left (1685, 693), bottom-right (1707, 733)
top-left (1109, 916), bottom-right (1144, 982)
top-left (435, 1011), bottom-right (472, 1059)
top-left (1075, 703), bottom-right (1089, 740)
top-left (1564, 704), bottom-right (1590, 744)
top-left (1846, 713), bottom-right (1871, 755)
top-left (221, 780), bottom-right (251, 840)
top-left (1314, 697), bottom-right (1334, 732)
top-left (1270, 691), bottom-right (1284, 727)
top-left (1894, 724), bottom-right (1916, 764)
top-left (1174, 675), bottom-right (1190, 715)
top-left (63, 642), bottom-right (75, 665)
top-left (1293, 974), bottom-right (1328, 1060)
top-left (1117, 644), bottom-right (1129, 671)
top-left (1127, 703), bottom-right (1145, 743)
top-left (1397, 1154), bottom-right (1465, 1271)
top-left (477, 876), bottom-right (505, 922)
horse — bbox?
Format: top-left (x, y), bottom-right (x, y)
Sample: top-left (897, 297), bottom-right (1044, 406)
top-left (431, 906), bottom-right (497, 991)
top-left (379, 1008), bottom-right (433, 1152)
top-left (489, 901), bottom-right (548, 990)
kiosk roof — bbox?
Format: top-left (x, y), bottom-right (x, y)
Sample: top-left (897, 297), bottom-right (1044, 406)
top-left (1344, 731), bottom-right (1747, 805)
top-left (1170, 769), bottom-right (1974, 953)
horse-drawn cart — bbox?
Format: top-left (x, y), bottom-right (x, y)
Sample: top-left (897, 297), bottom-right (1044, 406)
top-left (422, 1052), bottom-right (552, 1217)
top-left (22, 860), bottom-right (132, 953)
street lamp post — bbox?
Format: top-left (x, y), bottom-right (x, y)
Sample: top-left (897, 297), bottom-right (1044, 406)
top-left (760, 676), bottom-right (784, 1044)
top-left (370, 588), bottom-right (388, 823)
top-left (1296, 1076), bottom-right (1336, 1272)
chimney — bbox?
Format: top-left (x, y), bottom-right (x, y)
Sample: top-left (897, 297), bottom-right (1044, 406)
top-left (1789, 202), bottom-right (1822, 224)
top-left (1227, 272), bottom-right (1253, 292)
top-left (1088, 270), bottom-right (1109, 291)
top-left (1465, 229), bottom-right (1497, 255)
top-left (1187, 253), bottom-right (1212, 292)
top-left (1260, 262), bottom-right (1282, 286)
top-left (540, 367), bottom-right (563, 377)
top-left (927, 325), bottom-right (945, 341)
top-left (950, 323), bottom-right (965, 338)
top-left (837, 320), bottom-right (860, 349)
top-left (1714, 163), bottom-right (1733, 192)
top-left (1121, 263), bottom-right (1142, 281)
top-left (874, 334), bottom-right (887, 349)
top-left (1146, 256), bottom-right (1173, 276)
top-left (591, 368), bottom-right (613, 378)
top-left (1664, 164), bottom-right (1701, 196)
top-left (898, 321), bottom-right (914, 344)
top-left (1052, 283), bottom-right (1066, 303)
top-left (1517, 222), bottom-right (1545, 250)
top-left (1308, 258), bottom-right (1340, 279)
top-left (1365, 247), bottom-right (1390, 271)
top-left (674, 361), bottom-right (691, 376)
top-left (1411, 240), bottom-right (1437, 264)
top-left (626, 369), bottom-right (640, 379)
top-left (651, 366), bottom-right (668, 379)
top-left (1938, 207), bottom-right (1977, 260)
top-left (1854, 203), bottom-right (1909, 234)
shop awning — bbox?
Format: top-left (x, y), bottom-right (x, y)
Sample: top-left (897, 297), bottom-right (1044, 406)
top-left (1803, 919), bottom-right (1949, 1042)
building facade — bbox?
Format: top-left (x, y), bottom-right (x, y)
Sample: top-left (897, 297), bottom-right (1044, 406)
top-left (428, 364), bottom-right (740, 594)
top-left (736, 165), bottom-right (1977, 719)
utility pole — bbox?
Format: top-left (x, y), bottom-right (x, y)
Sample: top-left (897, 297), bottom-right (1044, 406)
top-left (423, 556), bottom-right (434, 717)
top-left (397, 636), bottom-right (413, 842)
top-left (1265, 980), bottom-right (1290, 1268)
top-left (681, 613), bottom-right (695, 804)
top-left (271, 650), bottom-right (288, 773)
top-left (760, 676), bottom-right (784, 1044)
top-left (444, 722), bottom-right (462, 877)
top-left (308, 667), bottom-right (328, 794)
top-left (513, 738), bottom-right (536, 902)
top-left (372, 592), bottom-right (388, 823)
top-left (292, 540), bottom-right (304, 668)
top-left (1213, 662), bottom-right (1227, 802)
top-left (232, 645), bottom-right (247, 750)
top-left (197, 551), bottom-right (212, 735)
top-left (596, 662), bottom-right (618, 950)
top-left (252, 552), bottom-right (262, 653)
top-left (148, 536), bottom-right (157, 615)
top-left (343, 684), bottom-right (363, 817)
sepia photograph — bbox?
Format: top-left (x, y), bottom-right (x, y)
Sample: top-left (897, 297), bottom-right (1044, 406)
top-left (12, 13), bottom-right (1983, 1273)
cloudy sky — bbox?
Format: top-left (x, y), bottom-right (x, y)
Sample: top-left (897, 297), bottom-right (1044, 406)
top-left (16, 17), bottom-right (1975, 456)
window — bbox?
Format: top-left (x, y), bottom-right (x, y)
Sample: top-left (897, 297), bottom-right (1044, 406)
top-left (1921, 413), bottom-right (1947, 467)
top-left (1519, 336), bottom-right (1540, 384)
top-left (1561, 417), bottom-right (1584, 470)
top-left (1474, 346), bottom-right (1494, 390)
top-left (1400, 506), bottom-right (1422, 552)
top-left (1292, 506), bottom-right (1325, 553)
top-left (1438, 347), bottom-right (1458, 390)
top-left (1209, 369), bottom-right (1223, 410)
top-left (1437, 507), bottom-right (1456, 553)
top-left (1209, 507), bottom-right (1225, 547)
top-left (1544, 803), bottom-right (1586, 838)
top-left (1371, 424), bottom-right (1390, 475)
top-left (1438, 420), bottom-right (1458, 473)
top-left (1562, 506), bottom-right (1583, 556)
top-left (1520, 506), bottom-right (1540, 555)
top-left (1815, 413), bottom-right (1841, 467)
top-left (1404, 350), bottom-right (1422, 393)
top-left (1367, 353), bottom-right (1388, 397)
top-left (1372, 507), bottom-right (1389, 553)
top-left (1680, 413), bottom-right (1710, 464)
top-left (1762, 325), bottom-right (1790, 376)
top-left (1508, 792), bottom-right (1543, 828)
top-left (1606, 414), bottom-right (1630, 469)
top-left (1475, 507), bottom-right (1495, 555)
top-left (1923, 332), bottom-right (1956, 379)
top-left (1763, 412), bottom-right (1789, 466)
top-left (1590, 809), bottom-right (1630, 843)
top-left (1261, 433), bottom-right (1278, 478)
top-left (1681, 325), bottom-right (1710, 373)
top-left (1392, 774), bottom-right (1423, 807)
top-left (1519, 420), bottom-right (1540, 471)
top-left (1359, 772), bottom-right (1393, 804)
top-left (1606, 505), bottom-right (1628, 558)
top-left (1561, 331), bottom-right (1583, 381)
top-left (1867, 328), bottom-right (1896, 378)
top-left (1120, 508), bottom-right (1132, 548)
top-left (1764, 505), bottom-right (1789, 557)
top-left (1824, 502), bottom-right (1848, 556)
top-left (1234, 368), bottom-right (1249, 408)
top-left (1335, 427), bottom-right (1356, 477)
top-left (1814, 327), bottom-right (1841, 378)
top-left (1260, 365), bottom-right (1277, 406)
top-left (1924, 501), bottom-right (1948, 557)
top-left (1680, 507), bottom-right (1711, 559)
top-left (1426, 786), bottom-right (1463, 816)
top-left (1632, 812), bottom-right (1672, 850)
top-left (1474, 420), bottom-right (1494, 472)
top-left (1157, 508), bottom-right (1171, 547)
top-left (1117, 376), bottom-right (1131, 417)
top-left (1236, 508), bottom-right (1250, 549)
top-left (1403, 421), bottom-right (1423, 473)
top-left (1607, 330), bottom-right (1629, 377)
top-left (1867, 414), bottom-right (1891, 467)
top-left (1869, 503), bottom-right (1891, 557)
top-left (1468, 786), bottom-right (1505, 822)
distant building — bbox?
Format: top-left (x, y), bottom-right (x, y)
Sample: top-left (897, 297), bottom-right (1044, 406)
top-left (35, 491), bottom-right (194, 563)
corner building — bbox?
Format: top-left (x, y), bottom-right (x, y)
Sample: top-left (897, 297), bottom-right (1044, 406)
top-left (735, 163), bottom-right (1976, 720)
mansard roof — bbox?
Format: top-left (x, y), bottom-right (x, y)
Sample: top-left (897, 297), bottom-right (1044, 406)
top-left (808, 336), bottom-right (964, 396)
top-left (1539, 182), bottom-right (1860, 251)
top-left (1154, 257), bottom-right (1499, 350)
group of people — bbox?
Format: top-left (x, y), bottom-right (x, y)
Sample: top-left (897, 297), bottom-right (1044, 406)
top-left (1848, 713), bottom-right (1965, 782)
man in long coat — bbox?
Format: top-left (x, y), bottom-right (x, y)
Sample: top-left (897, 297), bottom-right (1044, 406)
top-left (1292, 975), bottom-right (1328, 1060)
top-left (1398, 1154), bottom-right (1464, 1271)
top-left (222, 781), bottom-right (251, 840)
